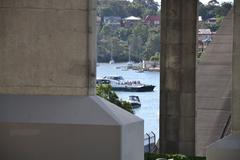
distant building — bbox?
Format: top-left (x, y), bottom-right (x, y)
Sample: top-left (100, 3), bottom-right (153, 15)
top-left (144, 15), bottom-right (160, 26)
top-left (123, 16), bottom-right (142, 28)
top-left (96, 16), bottom-right (102, 31)
top-left (198, 29), bottom-right (212, 40)
top-left (103, 16), bottom-right (122, 29)
top-left (207, 17), bottom-right (217, 25)
top-left (198, 29), bottom-right (213, 51)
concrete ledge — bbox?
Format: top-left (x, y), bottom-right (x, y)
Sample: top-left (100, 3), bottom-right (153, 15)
top-left (0, 95), bottom-right (144, 160)
top-left (206, 134), bottom-right (240, 160)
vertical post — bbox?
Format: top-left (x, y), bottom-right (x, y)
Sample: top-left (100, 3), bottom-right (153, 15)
top-left (232, 0), bottom-right (240, 135)
top-left (160, 0), bottom-right (197, 156)
top-left (88, 0), bottom-right (97, 96)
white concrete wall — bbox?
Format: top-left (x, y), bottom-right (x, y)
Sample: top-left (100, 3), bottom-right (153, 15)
top-left (0, 95), bottom-right (144, 160)
top-left (0, 123), bottom-right (121, 160)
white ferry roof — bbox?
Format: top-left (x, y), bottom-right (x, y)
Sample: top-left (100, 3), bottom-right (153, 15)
top-left (104, 76), bottom-right (124, 81)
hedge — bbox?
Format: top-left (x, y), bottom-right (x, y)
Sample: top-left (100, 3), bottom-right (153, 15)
top-left (145, 153), bottom-right (206, 160)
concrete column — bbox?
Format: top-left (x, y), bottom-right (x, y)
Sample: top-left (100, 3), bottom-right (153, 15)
top-left (0, 0), bottom-right (96, 96)
top-left (160, 0), bottom-right (197, 156)
top-left (0, 1), bottom-right (144, 160)
top-left (232, 0), bottom-right (240, 135)
top-left (206, 1), bottom-right (240, 159)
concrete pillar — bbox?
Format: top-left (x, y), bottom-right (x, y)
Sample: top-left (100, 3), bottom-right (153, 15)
top-left (160, 0), bottom-right (197, 156)
top-left (206, 1), bottom-right (240, 160)
top-left (0, 1), bottom-right (144, 160)
top-left (232, 0), bottom-right (240, 135)
top-left (0, 0), bottom-right (96, 96)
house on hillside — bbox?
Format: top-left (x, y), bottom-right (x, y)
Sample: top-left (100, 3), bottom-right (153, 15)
top-left (123, 16), bottom-right (142, 28)
top-left (103, 16), bottom-right (122, 29)
top-left (144, 15), bottom-right (160, 26)
top-left (198, 29), bottom-right (213, 52)
top-left (207, 17), bottom-right (217, 25)
top-left (198, 29), bottom-right (212, 42)
top-left (96, 16), bottom-right (102, 31)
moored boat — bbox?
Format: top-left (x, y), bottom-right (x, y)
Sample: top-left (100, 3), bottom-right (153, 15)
top-left (97, 76), bottom-right (155, 92)
top-left (128, 95), bottom-right (141, 109)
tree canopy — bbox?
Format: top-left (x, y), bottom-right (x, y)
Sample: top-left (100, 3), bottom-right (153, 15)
top-left (96, 84), bottom-right (133, 113)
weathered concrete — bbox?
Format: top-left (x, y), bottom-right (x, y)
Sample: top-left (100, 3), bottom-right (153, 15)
top-left (206, 2), bottom-right (240, 159)
top-left (0, 95), bottom-right (144, 160)
top-left (0, 0), bottom-right (96, 96)
top-left (0, 1), bottom-right (145, 160)
top-left (196, 10), bottom-right (233, 156)
top-left (160, 0), bottom-right (197, 156)
top-left (232, 1), bottom-right (240, 134)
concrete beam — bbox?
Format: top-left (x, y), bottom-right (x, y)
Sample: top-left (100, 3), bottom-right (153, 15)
top-left (160, 0), bottom-right (197, 156)
top-left (0, 95), bottom-right (144, 160)
top-left (0, 0), bottom-right (96, 96)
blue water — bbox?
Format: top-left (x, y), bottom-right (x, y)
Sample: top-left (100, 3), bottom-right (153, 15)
top-left (97, 63), bottom-right (160, 139)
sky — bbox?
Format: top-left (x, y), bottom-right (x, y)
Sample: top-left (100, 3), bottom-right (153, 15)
top-left (153, 0), bottom-right (233, 5)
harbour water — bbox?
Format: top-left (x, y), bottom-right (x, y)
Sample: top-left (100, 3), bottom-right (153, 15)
top-left (97, 63), bottom-right (160, 139)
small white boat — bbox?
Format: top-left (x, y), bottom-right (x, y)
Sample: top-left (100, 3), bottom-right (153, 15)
top-left (121, 66), bottom-right (128, 71)
top-left (109, 59), bottom-right (115, 64)
top-left (136, 69), bottom-right (144, 73)
top-left (128, 95), bottom-right (141, 109)
top-left (127, 61), bottom-right (134, 69)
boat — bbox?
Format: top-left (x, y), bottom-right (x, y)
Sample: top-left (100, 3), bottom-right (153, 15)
top-left (109, 59), bottom-right (115, 64)
top-left (136, 69), bottom-right (144, 73)
top-left (97, 76), bottom-right (155, 92)
top-left (128, 96), bottom-right (141, 109)
top-left (121, 66), bottom-right (128, 71)
top-left (128, 95), bottom-right (141, 109)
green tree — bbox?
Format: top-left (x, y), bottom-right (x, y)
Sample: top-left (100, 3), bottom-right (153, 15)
top-left (143, 28), bottom-right (160, 60)
top-left (150, 52), bottom-right (160, 61)
top-left (117, 27), bottom-right (132, 41)
top-left (96, 84), bottom-right (133, 113)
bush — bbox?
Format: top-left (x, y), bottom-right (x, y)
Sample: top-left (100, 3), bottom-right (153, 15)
top-left (96, 84), bottom-right (133, 113)
top-left (144, 153), bottom-right (206, 160)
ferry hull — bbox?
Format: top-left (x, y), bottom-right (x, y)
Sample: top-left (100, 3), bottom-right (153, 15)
top-left (112, 85), bottom-right (155, 92)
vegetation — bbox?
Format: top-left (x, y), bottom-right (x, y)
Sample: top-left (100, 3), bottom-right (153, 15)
top-left (96, 84), bottom-right (133, 113)
top-left (97, 0), bottom-right (159, 18)
top-left (199, 1), bottom-right (232, 21)
top-left (198, 1), bottom-right (232, 31)
top-left (150, 52), bottom-right (160, 62)
top-left (145, 153), bottom-right (206, 160)
top-left (97, 0), bottom-right (160, 63)
top-left (97, 0), bottom-right (232, 62)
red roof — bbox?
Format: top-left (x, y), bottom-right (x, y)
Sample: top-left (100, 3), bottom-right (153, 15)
top-left (144, 15), bottom-right (160, 22)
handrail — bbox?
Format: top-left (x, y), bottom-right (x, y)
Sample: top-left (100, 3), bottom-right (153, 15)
top-left (146, 133), bottom-right (151, 152)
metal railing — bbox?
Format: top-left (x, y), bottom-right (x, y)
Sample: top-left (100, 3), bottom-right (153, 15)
top-left (144, 131), bottom-right (157, 153)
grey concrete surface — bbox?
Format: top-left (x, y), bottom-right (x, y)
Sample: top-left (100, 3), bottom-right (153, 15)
top-left (0, 1), bottom-right (144, 160)
top-left (0, 95), bottom-right (144, 160)
top-left (196, 10), bottom-right (233, 156)
top-left (0, 0), bottom-right (96, 96)
top-left (160, 0), bottom-right (197, 156)
top-left (232, 0), bottom-right (240, 134)
top-left (206, 2), bottom-right (240, 160)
